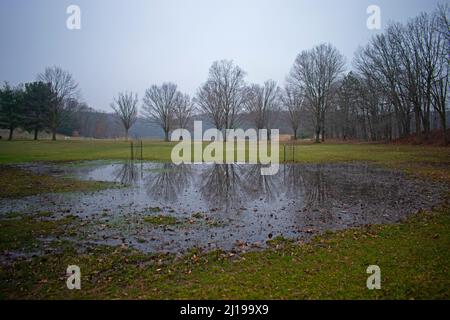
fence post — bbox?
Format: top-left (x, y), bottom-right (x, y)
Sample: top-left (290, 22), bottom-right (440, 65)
top-left (292, 144), bottom-right (295, 162)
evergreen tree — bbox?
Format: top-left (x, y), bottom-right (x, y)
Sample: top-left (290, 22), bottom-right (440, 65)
top-left (23, 81), bottom-right (55, 140)
top-left (0, 82), bottom-right (24, 140)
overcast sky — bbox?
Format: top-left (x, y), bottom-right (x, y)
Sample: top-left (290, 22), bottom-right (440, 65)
top-left (0, 0), bottom-right (444, 111)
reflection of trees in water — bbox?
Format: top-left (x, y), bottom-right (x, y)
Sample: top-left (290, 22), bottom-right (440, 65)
top-left (144, 163), bottom-right (192, 201)
top-left (302, 167), bottom-right (330, 208)
top-left (200, 164), bottom-right (244, 210)
top-left (283, 164), bottom-right (331, 208)
top-left (199, 163), bottom-right (332, 210)
top-left (113, 160), bottom-right (139, 185)
top-left (283, 163), bottom-right (401, 209)
top-left (117, 161), bottom-right (401, 213)
top-left (243, 164), bottom-right (278, 202)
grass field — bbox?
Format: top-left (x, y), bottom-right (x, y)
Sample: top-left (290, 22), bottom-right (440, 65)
top-left (0, 140), bottom-right (449, 299)
top-left (1, 139), bottom-right (449, 164)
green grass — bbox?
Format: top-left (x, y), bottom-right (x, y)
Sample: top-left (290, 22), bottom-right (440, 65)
top-left (0, 165), bottom-right (115, 198)
top-left (0, 140), bottom-right (176, 163)
top-left (0, 205), bottom-right (448, 299)
top-left (0, 214), bottom-right (79, 252)
top-left (1, 139), bottom-right (449, 165)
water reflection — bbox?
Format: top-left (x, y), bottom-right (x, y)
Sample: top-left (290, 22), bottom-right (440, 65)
top-left (286, 164), bottom-right (330, 208)
top-left (200, 164), bottom-right (244, 210)
top-left (101, 161), bottom-right (402, 210)
top-left (113, 160), bottom-right (139, 185)
top-left (0, 161), bottom-right (442, 253)
top-left (144, 163), bottom-right (192, 201)
top-left (243, 164), bottom-right (279, 202)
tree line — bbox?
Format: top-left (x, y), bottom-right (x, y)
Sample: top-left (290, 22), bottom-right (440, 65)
top-left (1, 4), bottom-right (448, 143)
top-left (110, 4), bottom-right (449, 143)
top-left (0, 66), bottom-right (79, 140)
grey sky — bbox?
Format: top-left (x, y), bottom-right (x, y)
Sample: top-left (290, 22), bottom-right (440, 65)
top-left (0, 0), bottom-right (444, 112)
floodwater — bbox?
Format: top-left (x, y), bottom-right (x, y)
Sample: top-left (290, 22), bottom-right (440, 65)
top-left (0, 161), bottom-right (446, 253)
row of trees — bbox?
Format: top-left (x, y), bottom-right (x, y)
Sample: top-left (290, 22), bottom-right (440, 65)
top-left (110, 83), bottom-right (194, 141)
top-left (333, 4), bottom-right (449, 142)
top-left (111, 60), bottom-right (292, 142)
top-left (135, 4), bottom-right (447, 143)
top-left (2, 5), bottom-right (448, 143)
top-left (0, 66), bottom-right (79, 140)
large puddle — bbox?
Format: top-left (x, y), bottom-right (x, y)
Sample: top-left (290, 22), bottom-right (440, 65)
top-left (0, 161), bottom-right (446, 253)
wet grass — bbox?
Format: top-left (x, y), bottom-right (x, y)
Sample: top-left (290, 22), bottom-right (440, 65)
top-left (0, 214), bottom-right (79, 252)
top-left (0, 166), bottom-right (116, 198)
top-left (0, 204), bottom-right (448, 299)
top-left (143, 215), bottom-right (179, 226)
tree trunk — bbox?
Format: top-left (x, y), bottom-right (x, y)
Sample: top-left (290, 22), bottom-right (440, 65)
top-left (125, 128), bottom-right (129, 141)
top-left (315, 125), bottom-right (321, 143)
top-left (414, 107), bottom-right (421, 139)
top-left (34, 128), bottom-right (38, 141)
top-left (164, 130), bottom-right (169, 142)
top-left (440, 113), bottom-right (448, 145)
top-left (321, 115), bottom-right (325, 142)
top-left (52, 129), bottom-right (56, 141)
top-left (8, 127), bottom-right (13, 141)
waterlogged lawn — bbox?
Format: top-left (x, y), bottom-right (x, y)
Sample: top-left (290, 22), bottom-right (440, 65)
top-left (0, 205), bottom-right (448, 299)
top-left (0, 140), bottom-right (449, 299)
top-left (0, 214), bottom-right (79, 252)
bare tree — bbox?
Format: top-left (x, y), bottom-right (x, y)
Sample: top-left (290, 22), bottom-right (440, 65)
top-left (355, 31), bottom-right (412, 138)
top-left (173, 93), bottom-right (194, 130)
top-left (352, 5), bottom-right (449, 142)
top-left (281, 85), bottom-right (304, 140)
top-left (432, 3), bottom-right (449, 144)
top-left (195, 60), bottom-right (247, 135)
top-left (289, 44), bottom-right (345, 142)
top-left (335, 72), bottom-right (362, 140)
top-left (142, 83), bottom-right (180, 142)
top-left (195, 80), bottom-right (223, 130)
top-left (245, 80), bottom-right (280, 137)
top-left (407, 13), bottom-right (443, 137)
top-left (37, 66), bottom-right (78, 140)
top-left (110, 92), bottom-right (138, 140)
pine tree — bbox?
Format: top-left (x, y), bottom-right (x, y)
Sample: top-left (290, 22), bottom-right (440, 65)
top-left (0, 82), bottom-right (24, 140)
